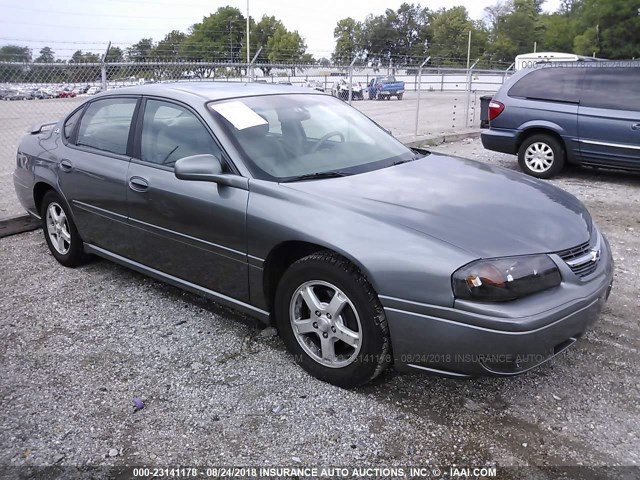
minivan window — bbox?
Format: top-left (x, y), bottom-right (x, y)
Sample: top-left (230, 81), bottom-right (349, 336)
top-left (581, 67), bottom-right (640, 111)
top-left (508, 67), bottom-right (585, 103)
top-left (76, 98), bottom-right (137, 155)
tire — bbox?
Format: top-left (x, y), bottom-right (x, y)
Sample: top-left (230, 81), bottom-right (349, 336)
top-left (397, 94), bottom-right (403, 100)
top-left (275, 251), bottom-right (391, 388)
top-left (40, 190), bottom-right (87, 267)
top-left (517, 134), bottom-right (565, 179)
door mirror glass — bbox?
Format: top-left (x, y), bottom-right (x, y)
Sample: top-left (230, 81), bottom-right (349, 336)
top-left (174, 154), bottom-right (224, 181)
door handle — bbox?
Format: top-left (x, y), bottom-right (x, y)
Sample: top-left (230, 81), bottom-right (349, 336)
top-left (128, 176), bottom-right (149, 192)
top-left (59, 159), bottom-right (73, 172)
top-left (632, 123), bottom-right (640, 131)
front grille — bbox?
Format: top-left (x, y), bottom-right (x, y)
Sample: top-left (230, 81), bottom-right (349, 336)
top-left (557, 238), bottom-right (599, 278)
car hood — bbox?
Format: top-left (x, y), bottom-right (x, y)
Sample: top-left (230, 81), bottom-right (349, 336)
top-left (283, 154), bottom-right (591, 258)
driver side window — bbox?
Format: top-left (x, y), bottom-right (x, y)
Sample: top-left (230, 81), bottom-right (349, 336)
top-left (140, 99), bottom-right (221, 168)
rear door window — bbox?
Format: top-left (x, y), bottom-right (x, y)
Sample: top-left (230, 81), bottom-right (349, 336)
top-left (508, 67), bottom-right (585, 103)
top-left (580, 67), bottom-right (640, 111)
top-left (76, 98), bottom-right (137, 155)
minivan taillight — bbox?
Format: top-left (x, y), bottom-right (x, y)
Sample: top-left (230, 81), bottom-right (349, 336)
top-left (488, 101), bottom-right (505, 121)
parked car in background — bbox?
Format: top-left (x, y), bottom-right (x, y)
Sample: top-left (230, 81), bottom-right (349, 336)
top-left (86, 86), bottom-right (101, 95)
top-left (303, 80), bottom-right (325, 92)
top-left (14, 82), bottom-right (613, 387)
top-left (34, 89), bottom-right (55, 99)
top-left (481, 62), bottom-right (640, 178)
top-left (367, 76), bottom-right (405, 100)
top-left (331, 78), bottom-right (364, 100)
top-left (57, 89), bottom-right (77, 98)
top-left (3, 90), bottom-right (27, 101)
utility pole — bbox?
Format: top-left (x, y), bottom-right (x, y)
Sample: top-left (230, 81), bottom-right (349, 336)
top-left (466, 30), bottom-right (471, 69)
top-left (246, 0), bottom-right (250, 63)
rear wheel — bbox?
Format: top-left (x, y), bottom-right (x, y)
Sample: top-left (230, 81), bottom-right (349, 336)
top-left (275, 251), bottom-right (391, 388)
top-left (40, 190), bottom-right (87, 267)
top-left (397, 93), bottom-right (403, 100)
top-left (518, 134), bottom-right (565, 179)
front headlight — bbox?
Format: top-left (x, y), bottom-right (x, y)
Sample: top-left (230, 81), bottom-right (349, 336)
top-left (452, 255), bottom-right (561, 302)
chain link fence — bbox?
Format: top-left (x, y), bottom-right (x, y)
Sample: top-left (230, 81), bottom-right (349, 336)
top-left (0, 61), bottom-right (512, 220)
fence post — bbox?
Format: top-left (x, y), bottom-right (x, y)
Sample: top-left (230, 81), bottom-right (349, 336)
top-left (101, 42), bottom-right (111, 91)
top-left (464, 58), bottom-right (480, 128)
top-left (414, 56), bottom-right (431, 138)
top-left (249, 47), bottom-right (262, 82)
top-left (503, 62), bottom-right (514, 84)
top-left (348, 56), bottom-right (357, 105)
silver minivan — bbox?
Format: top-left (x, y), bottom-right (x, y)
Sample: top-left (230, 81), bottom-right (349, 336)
top-left (481, 62), bottom-right (640, 178)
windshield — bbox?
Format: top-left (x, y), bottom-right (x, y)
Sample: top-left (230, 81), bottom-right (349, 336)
top-left (207, 94), bottom-right (413, 181)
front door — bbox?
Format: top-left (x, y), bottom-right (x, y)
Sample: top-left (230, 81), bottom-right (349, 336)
top-left (126, 98), bottom-right (249, 301)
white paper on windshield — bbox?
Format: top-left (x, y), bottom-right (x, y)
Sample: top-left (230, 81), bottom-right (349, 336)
top-left (210, 101), bottom-right (267, 130)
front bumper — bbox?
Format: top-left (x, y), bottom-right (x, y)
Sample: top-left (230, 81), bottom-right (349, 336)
top-left (382, 235), bottom-right (614, 378)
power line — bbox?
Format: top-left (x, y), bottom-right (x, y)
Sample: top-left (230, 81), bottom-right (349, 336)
top-left (0, 4), bottom-right (203, 20)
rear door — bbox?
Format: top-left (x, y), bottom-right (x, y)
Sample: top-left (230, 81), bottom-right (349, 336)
top-left (578, 67), bottom-right (640, 167)
top-left (126, 97), bottom-right (249, 301)
top-left (59, 96), bottom-right (139, 257)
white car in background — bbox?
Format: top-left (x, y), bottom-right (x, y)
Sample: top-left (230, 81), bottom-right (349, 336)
top-left (87, 86), bottom-right (102, 95)
top-left (331, 78), bottom-right (364, 100)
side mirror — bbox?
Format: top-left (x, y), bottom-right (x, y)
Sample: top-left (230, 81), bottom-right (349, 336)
top-left (174, 154), bottom-right (248, 189)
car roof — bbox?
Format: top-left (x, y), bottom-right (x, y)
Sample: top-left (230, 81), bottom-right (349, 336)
top-left (95, 81), bottom-right (320, 103)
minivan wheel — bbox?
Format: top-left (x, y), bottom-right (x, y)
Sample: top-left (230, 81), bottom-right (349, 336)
top-left (275, 251), bottom-right (391, 388)
top-left (518, 134), bottom-right (565, 179)
top-left (40, 190), bottom-right (87, 267)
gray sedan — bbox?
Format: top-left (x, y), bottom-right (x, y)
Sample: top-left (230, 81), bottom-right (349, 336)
top-left (13, 83), bottom-right (613, 387)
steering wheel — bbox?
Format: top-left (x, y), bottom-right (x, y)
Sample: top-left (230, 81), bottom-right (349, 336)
top-left (310, 131), bottom-right (345, 153)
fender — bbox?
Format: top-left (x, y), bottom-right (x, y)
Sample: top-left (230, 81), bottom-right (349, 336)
top-left (516, 120), bottom-right (580, 163)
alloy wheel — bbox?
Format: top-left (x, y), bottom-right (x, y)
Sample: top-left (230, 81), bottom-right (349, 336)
top-left (289, 280), bottom-right (362, 368)
top-left (46, 202), bottom-right (71, 255)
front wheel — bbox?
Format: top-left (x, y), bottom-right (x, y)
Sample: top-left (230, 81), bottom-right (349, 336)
top-left (41, 190), bottom-right (88, 267)
top-left (397, 93), bottom-right (403, 100)
top-left (517, 134), bottom-right (565, 179)
top-left (275, 251), bottom-right (391, 388)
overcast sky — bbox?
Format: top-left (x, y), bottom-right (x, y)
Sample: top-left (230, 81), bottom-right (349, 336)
top-left (0, 0), bottom-right (561, 59)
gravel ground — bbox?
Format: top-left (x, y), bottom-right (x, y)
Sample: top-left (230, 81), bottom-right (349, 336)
top-left (1, 138), bottom-right (639, 475)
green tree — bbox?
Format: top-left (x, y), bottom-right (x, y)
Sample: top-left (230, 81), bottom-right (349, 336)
top-left (392, 3), bottom-right (430, 62)
top-left (250, 15), bottom-right (284, 74)
top-left (573, 0), bottom-right (640, 58)
top-left (266, 25), bottom-right (307, 63)
top-left (105, 46), bottom-right (124, 62)
top-left (35, 46), bottom-right (55, 63)
top-left (127, 38), bottom-right (154, 61)
top-left (154, 30), bottom-right (186, 60)
top-left (430, 7), bottom-right (487, 65)
top-left (69, 50), bottom-right (100, 63)
top-left (181, 7), bottom-right (246, 63)
top-left (539, 12), bottom-right (577, 52)
top-left (332, 17), bottom-right (363, 64)
top-left (361, 11), bottom-right (398, 64)
top-left (0, 44), bottom-right (32, 62)
top-left (486, 0), bottom-right (545, 63)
